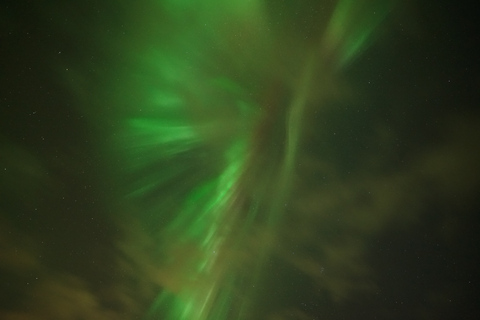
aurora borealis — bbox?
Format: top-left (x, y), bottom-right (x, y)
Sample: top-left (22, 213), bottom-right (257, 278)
top-left (1, 0), bottom-right (480, 319)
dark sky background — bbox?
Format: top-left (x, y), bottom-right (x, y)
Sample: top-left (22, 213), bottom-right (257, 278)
top-left (1, 0), bottom-right (479, 319)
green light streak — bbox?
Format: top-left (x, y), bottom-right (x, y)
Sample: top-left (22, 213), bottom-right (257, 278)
top-left (323, 0), bottom-right (395, 68)
top-left (111, 1), bottom-right (395, 319)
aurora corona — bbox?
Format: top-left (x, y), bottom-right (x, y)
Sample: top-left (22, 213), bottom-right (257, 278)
top-left (112, 1), bottom-right (395, 319)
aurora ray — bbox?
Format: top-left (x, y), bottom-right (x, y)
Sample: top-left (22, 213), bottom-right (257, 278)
top-left (111, 1), bottom-right (395, 319)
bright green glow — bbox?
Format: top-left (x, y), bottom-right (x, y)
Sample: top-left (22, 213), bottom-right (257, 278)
top-left (112, 1), bottom-right (394, 319)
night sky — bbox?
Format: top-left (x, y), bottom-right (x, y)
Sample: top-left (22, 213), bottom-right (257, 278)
top-left (1, 1), bottom-right (479, 319)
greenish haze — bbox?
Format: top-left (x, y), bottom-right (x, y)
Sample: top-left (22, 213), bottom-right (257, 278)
top-left (112, 1), bottom-right (395, 319)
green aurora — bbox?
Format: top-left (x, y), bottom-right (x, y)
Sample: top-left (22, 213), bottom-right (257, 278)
top-left (2, 0), bottom-right (479, 319)
top-left (110, 1), bottom-right (395, 319)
